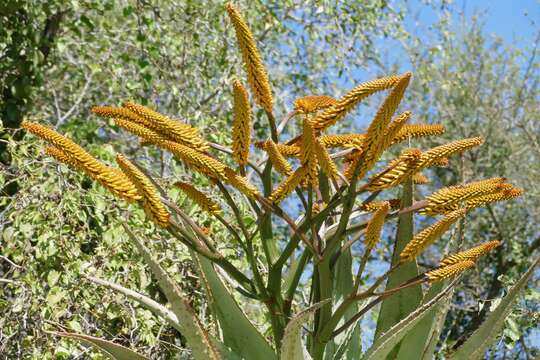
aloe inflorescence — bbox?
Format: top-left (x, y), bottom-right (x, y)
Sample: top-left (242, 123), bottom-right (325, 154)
top-left (22, 3), bottom-right (534, 360)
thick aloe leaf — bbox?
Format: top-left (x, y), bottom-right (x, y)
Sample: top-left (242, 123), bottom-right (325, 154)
top-left (449, 256), bottom-right (540, 360)
top-left (52, 331), bottom-right (149, 360)
top-left (374, 179), bottom-right (423, 357)
top-left (193, 253), bottom-right (277, 360)
top-left (280, 300), bottom-right (330, 360)
top-left (395, 282), bottom-right (445, 359)
top-left (325, 249), bottom-right (362, 360)
top-left (421, 281), bottom-right (454, 360)
top-left (363, 279), bottom-right (458, 360)
top-left (124, 226), bottom-right (222, 360)
top-left (85, 275), bottom-right (182, 332)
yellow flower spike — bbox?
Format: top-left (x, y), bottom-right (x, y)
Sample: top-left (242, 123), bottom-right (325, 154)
top-left (314, 138), bottom-right (338, 180)
top-left (320, 133), bottom-right (366, 149)
top-left (123, 101), bottom-right (209, 151)
top-left (361, 199), bottom-right (401, 212)
top-left (425, 260), bottom-right (475, 283)
top-left (114, 118), bottom-right (165, 144)
top-left (265, 140), bottom-right (293, 176)
top-left (116, 154), bottom-right (170, 228)
top-left (174, 182), bottom-right (222, 215)
top-left (365, 148), bottom-right (422, 191)
top-left (365, 201), bottom-right (390, 249)
top-left (465, 187), bottom-right (524, 209)
top-left (91, 105), bottom-right (143, 124)
top-left (418, 137), bottom-right (483, 168)
top-left (391, 124), bottom-right (446, 145)
top-left (400, 208), bottom-right (466, 262)
top-left (423, 180), bottom-right (511, 215)
top-left (232, 80), bottom-right (252, 165)
top-left (412, 173), bottom-right (429, 185)
top-left (300, 118), bottom-right (319, 187)
top-left (379, 111), bottom-right (412, 152)
top-left (432, 157), bottom-right (449, 167)
top-left (254, 140), bottom-right (301, 157)
top-left (269, 166), bottom-right (308, 203)
top-left (23, 121), bottom-right (142, 202)
top-left (294, 95), bottom-right (337, 114)
top-left (223, 167), bottom-right (260, 198)
top-left (439, 240), bottom-right (501, 267)
top-left (158, 140), bottom-right (227, 180)
top-left (351, 72), bottom-right (412, 180)
top-left (226, 2), bottom-right (273, 113)
top-left (311, 74), bottom-right (403, 130)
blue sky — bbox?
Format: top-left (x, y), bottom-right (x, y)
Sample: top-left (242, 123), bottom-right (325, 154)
top-left (409, 0), bottom-right (539, 46)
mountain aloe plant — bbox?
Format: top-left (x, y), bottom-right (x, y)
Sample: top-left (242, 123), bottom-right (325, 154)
top-left (21, 3), bottom-right (538, 359)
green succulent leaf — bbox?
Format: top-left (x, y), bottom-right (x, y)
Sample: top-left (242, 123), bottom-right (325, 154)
top-left (51, 331), bottom-right (149, 360)
top-left (449, 255), bottom-right (540, 360)
top-left (363, 278), bottom-right (459, 360)
top-left (374, 178), bottom-right (423, 356)
top-left (193, 253), bottom-right (277, 360)
top-left (281, 300), bottom-right (330, 360)
top-left (124, 225), bottom-right (222, 360)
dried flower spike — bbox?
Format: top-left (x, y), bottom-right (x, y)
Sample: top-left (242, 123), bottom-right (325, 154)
top-left (425, 260), bottom-right (475, 282)
top-left (232, 80), bottom-right (252, 165)
top-left (311, 74), bottom-right (403, 130)
top-left (294, 95), bottom-right (337, 114)
top-left (175, 182), bottom-right (222, 215)
top-left (365, 202), bottom-right (390, 249)
top-left (226, 2), bottom-right (273, 112)
top-left (439, 240), bottom-right (501, 267)
top-left (266, 140), bottom-right (293, 176)
top-left (116, 154), bottom-right (170, 227)
top-left (400, 208), bottom-right (466, 262)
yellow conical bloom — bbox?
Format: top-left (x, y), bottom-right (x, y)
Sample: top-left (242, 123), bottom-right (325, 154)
top-left (269, 166), bottom-right (308, 203)
top-left (254, 140), bottom-right (301, 157)
top-left (349, 73), bottom-right (412, 180)
top-left (365, 148), bottom-right (422, 191)
top-left (320, 133), bottom-right (366, 149)
top-left (226, 2), bottom-right (273, 112)
top-left (300, 118), bottom-right (319, 186)
top-left (400, 209), bottom-right (466, 262)
top-left (294, 95), bottom-right (337, 114)
top-left (223, 167), bottom-right (260, 198)
top-left (391, 124), bottom-right (446, 144)
top-left (158, 140), bottom-right (227, 180)
top-left (418, 137), bottom-right (483, 169)
top-left (465, 187), bottom-right (523, 209)
top-left (91, 106), bottom-right (144, 124)
top-left (116, 154), bottom-right (170, 227)
top-left (365, 202), bottom-right (389, 249)
top-left (361, 199), bottom-right (401, 212)
top-left (423, 180), bottom-right (511, 215)
top-left (123, 101), bottom-right (209, 151)
top-left (311, 74), bottom-right (403, 130)
top-left (413, 173), bottom-right (429, 185)
top-left (23, 122), bottom-right (141, 202)
top-left (266, 140), bottom-right (293, 176)
top-left (379, 111), bottom-right (412, 152)
top-left (314, 138), bottom-right (338, 179)
top-left (114, 118), bottom-right (165, 144)
top-left (425, 260), bottom-right (475, 283)
top-left (439, 240), bottom-right (501, 267)
top-left (232, 80), bottom-right (252, 165)
top-left (174, 182), bottom-right (222, 215)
